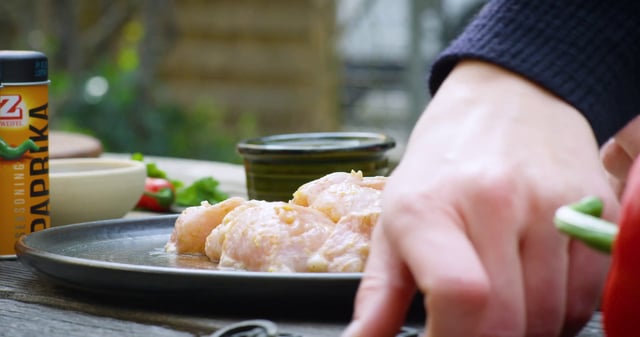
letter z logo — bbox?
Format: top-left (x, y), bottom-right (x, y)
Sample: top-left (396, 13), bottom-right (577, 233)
top-left (0, 95), bottom-right (24, 120)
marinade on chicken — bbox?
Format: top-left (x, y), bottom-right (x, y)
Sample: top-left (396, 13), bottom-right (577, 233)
top-left (291, 171), bottom-right (384, 222)
top-left (307, 211), bottom-right (379, 272)
top-left (164, 196), bottom-right (245, 254)
top-left (205, 200), bottom-right (335, 272)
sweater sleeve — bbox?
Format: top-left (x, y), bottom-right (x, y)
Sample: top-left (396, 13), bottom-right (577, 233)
top-left (429, 0), bottom-right (640, 145)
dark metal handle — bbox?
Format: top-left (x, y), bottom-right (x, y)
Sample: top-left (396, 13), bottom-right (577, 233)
top-left (208, 319), bottom-right (421, 337)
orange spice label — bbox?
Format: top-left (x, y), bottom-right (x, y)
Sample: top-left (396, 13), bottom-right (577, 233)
top-left (0, 84), bottom-right (49, 256)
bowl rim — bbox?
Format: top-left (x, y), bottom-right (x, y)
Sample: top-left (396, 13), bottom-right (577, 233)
top-left (237, 131), bottom-right (396, 155)
top-left (50, 157), bottom-right (146, 178)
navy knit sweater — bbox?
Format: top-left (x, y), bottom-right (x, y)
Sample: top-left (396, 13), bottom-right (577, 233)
top-left (429, 0), bottom-right (640, 146)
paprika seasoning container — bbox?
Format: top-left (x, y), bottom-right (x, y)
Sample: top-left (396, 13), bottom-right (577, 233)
top-left (0, 50), bottom-right (50, 258)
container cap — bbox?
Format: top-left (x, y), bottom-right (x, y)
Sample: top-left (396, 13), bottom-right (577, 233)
top-left (237, 132), bottom-right (396, 155)
top-left (0, 50), bottom-right (48, 83)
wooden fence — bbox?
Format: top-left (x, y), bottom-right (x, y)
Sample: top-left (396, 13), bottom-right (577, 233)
top-left (157, 0), bottom-right (340, 135)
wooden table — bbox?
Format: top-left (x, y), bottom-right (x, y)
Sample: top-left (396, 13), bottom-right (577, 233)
top-left (0, 258), bottom-right (608, 337)
top-left (0, 258), bottom-right (355, 337)
top-left (0, 155), bottom-right (607, 336)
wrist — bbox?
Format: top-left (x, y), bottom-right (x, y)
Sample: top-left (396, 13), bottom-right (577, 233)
top-left (416, 60), bottom-right (596, 149)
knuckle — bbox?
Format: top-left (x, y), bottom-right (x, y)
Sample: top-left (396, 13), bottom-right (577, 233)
top-left (428, 274), bottom-right (490, 312)
top-left (466, 171), bottom-right (521, 208)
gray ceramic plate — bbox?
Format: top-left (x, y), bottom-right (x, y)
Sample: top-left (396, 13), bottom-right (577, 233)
top-left (15, 215), bottom-right (362, 307)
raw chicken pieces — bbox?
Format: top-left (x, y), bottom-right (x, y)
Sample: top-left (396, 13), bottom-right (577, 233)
top-left (165, 171), bottom-right (384, 272)
top-left (205, 201), bottom-right (335, 272)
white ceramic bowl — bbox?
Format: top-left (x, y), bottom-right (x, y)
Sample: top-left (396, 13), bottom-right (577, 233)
top-left (49, 158), bottom-right (146, 227)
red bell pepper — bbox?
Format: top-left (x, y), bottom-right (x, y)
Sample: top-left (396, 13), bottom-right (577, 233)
top-left (602, 156), bottom-right (640, 337)
top-left (136, 177), bottom-right (175, 212)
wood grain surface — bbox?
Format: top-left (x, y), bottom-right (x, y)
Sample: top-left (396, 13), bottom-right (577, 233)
top-left (0, 258), bottom-right (605, 337)
top-left (0, 259), bottom-right (359, 337)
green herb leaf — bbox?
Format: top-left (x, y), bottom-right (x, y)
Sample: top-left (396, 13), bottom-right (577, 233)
top-left (131, 152), bottom-right (169, 179)
top-left (175, 177), bottom-right (229, 206)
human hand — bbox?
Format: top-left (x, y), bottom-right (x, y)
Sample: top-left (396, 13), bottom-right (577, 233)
top-left (343, 61), bottom-right (619, 337)
top-left (601, 115), bottom-right (640, 198)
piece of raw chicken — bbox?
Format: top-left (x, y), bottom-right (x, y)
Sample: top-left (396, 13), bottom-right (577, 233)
top-left (164, 197), bottom-right (245, 254)
top-left (307, 211), bottom-right (379, 272)
top-left (291, 171), bottom-right (384, 221)
top-left (205, 200), bottom-right (335, 272)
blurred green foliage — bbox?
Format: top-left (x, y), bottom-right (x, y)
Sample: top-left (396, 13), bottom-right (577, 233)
top-left (48, 19), bottom-right (257, 164)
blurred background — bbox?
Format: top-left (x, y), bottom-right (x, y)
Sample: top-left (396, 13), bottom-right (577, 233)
top-left (0, 0), bottom-right (485, 164)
